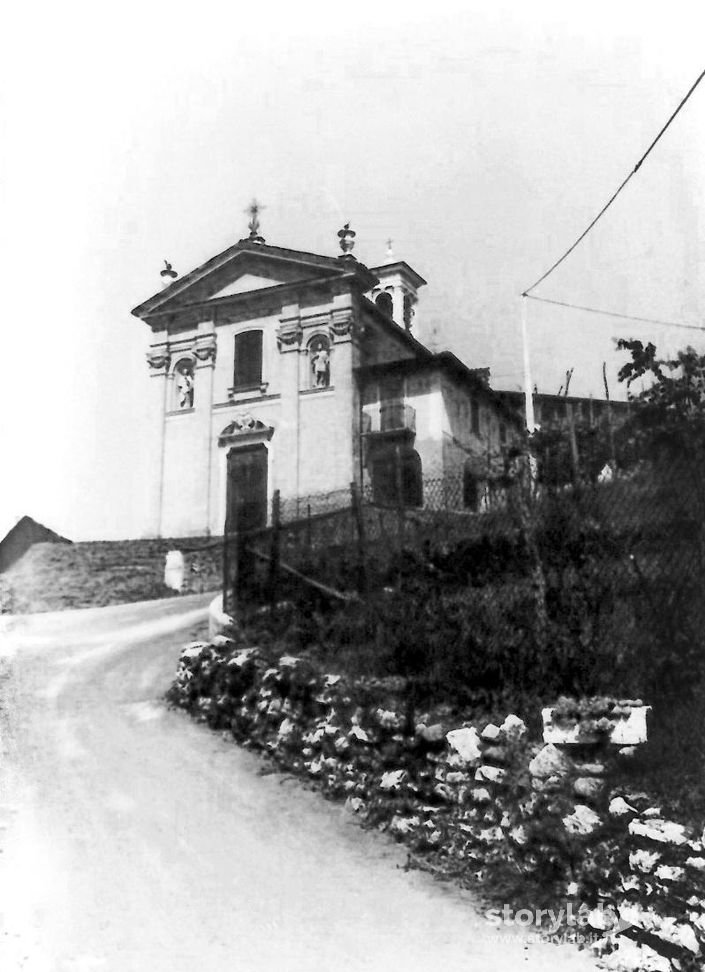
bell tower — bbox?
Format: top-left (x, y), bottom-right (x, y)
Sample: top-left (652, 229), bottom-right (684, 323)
top-left (368, 240), bottom-right (427, 332)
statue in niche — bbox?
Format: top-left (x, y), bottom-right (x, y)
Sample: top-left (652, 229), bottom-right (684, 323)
top-left (175, 361), bottom-right (194, 409)
top-left (309, 335), bottom-right (331, 388)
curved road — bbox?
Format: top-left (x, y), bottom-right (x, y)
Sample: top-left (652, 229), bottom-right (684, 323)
top-left (0, 596), bottom-right (597, 971)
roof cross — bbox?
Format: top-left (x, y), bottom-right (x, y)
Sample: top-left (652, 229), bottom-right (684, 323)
top-left (245, 199), bottom-right (265, 243)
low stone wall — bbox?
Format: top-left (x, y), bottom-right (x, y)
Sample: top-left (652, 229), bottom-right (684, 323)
top-left (167, 640), bottom-right (705, 972)
top-left (2, 537), bottom-right (223, 613)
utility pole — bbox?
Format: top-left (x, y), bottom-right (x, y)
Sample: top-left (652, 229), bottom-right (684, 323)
top-left (521, 297), bottom-right (537, 433)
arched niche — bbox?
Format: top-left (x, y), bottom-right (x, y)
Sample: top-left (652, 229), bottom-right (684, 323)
top-left (307, 333), bottom-right (332, 389)
top-left (171, 355), bottom-right (196, 410)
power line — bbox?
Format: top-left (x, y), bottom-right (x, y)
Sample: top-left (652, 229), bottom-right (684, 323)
top-left (525, 293), bottom-right (705, 332)
top-left (522, 67), bottom-right (705, 297)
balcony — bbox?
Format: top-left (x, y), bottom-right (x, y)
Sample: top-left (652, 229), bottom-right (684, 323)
top-left (361, 400), bottom-right (416, 439)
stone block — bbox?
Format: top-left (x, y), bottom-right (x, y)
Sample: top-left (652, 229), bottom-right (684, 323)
top-left (629, 818), bottom-right (688, 846)
top-left (499, 713), bottom-right (528, 739)
top-left (611, 706), bottom-right (651, 745)
top-left (379, 769), bottom-right (407, 790)
top-left (542, 703), bottom-right (651, 746)
top-left (528, 743), bottom-right (572, 779)
top-left (573, 777), bottom-right (605, 802)
top-left (418, 723), bottom-right (445, 743)
top-left (474, 764), bottom-right (506, 784)
top-left (629, 849), bottom-right (661, 873)
top-left (563, 804), bottom-right (601, 836)
top-left (480, 723), bottom-right (502, 742)
top-left (470, 786), bottom-right (492, 804)
top-left (609, 796), bottom-right (637, 817)
top-left (446, 726), bottom-right (482, 764)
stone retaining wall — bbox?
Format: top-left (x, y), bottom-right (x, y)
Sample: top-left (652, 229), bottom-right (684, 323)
top-left (168, 639), bottom-right (705, 972)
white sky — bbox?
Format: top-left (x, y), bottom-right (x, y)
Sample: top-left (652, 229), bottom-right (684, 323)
top-left (2, 0), bottom-right (704, 540)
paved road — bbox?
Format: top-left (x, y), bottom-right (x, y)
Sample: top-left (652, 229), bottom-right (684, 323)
top-left (0, 596), bottom-right (597, 972)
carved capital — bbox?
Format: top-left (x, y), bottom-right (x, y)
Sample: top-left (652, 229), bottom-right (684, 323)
top-left (330, 311), bottom-right (363, 341)
top-left (194, 337), bottom-right (217, 364)
top-left (277, 320), bottom-right (303, 351)
top-left (146, 349), bottom-right (170, 373)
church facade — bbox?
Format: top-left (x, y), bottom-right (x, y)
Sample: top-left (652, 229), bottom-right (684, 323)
top-left (132, 220), bottom-right (519, 538)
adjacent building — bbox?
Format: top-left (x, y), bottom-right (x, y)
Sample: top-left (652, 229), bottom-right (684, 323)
top-left (0, 516), bottom-right (71, 573)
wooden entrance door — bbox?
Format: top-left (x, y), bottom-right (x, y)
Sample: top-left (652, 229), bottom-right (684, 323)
top-left (226, 444), bottom-right (268, 534)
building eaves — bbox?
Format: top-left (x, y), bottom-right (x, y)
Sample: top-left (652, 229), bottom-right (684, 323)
top-left (360, 296), bottom-right (435, 360)
top-left (132, 239), bottom-right (378, 319)
top-left (138, 271), bottom-right (368, 320)
top-left (367, 260), bottom-right (427, 289)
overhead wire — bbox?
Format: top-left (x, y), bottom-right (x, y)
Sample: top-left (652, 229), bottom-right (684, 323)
top-left (522, 67), bottom-right (705, 297)
top-left (524, 293), bottom-right (705, 332)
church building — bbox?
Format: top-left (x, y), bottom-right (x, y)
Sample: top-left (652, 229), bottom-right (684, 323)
top-left (132, 212), bottom-right (518, 538)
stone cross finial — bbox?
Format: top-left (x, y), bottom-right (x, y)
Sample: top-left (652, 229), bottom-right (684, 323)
top-left (246, 199), bottom-right (265, 243)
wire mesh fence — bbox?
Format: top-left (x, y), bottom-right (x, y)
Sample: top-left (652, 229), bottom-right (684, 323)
top-left (223, 454), bottom-right (705, 691)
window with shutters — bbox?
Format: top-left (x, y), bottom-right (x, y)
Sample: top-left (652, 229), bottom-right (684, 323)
top-left (233, 330), bottom-right (263, 390)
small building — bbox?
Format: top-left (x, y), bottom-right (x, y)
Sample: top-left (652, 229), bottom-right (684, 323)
top-left (132, 217), bottom-right (521, 538)
top-left (0, 516), bottom-right (71, 573)
top-left (494, 390), bottom-right (631, 431)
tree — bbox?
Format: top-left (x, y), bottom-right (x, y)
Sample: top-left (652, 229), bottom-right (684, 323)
top-left (616, 340), bottom-right (705, 464)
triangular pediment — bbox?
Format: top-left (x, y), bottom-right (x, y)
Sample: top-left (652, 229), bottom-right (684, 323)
top-left (209, 273), bottom-right (283, 298)
top-left (131, 240), bottom-right (377, 321)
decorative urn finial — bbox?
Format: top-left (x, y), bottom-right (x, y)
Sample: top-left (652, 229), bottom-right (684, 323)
top-left (246, 198), bottom-right (265, 244)
top-left (384, 238), bottom-right (394, 264)
top-left (337, 222), bottom-right (356, 259)
top-left (160, 260), bottom-right (178, 288)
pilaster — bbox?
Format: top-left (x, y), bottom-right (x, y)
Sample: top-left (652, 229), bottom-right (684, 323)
top-left (194, 324), bottom-right (217, 532)
top-left (144, 344), bottom-right (170, 537)
top-left (328, 293), bottom-right (363, 488)
top-left (276, 302), bottom-right (303, 497)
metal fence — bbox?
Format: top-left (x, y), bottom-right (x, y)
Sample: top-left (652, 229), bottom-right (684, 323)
top-left (223, 456), bottom-right (705, 665)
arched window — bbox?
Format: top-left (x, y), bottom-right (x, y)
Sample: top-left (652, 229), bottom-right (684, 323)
top-left (233, 330), bottom-right (263, 391)
top-left (375, 292), bottom-right (394, 317)
top-left (173, 359), bottom-right (195, 410)
top-left (308, 334), bottom-right (331, 388)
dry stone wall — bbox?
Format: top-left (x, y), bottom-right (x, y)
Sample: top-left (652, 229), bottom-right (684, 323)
top-left (168, 640), bottom-right (705, 972)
